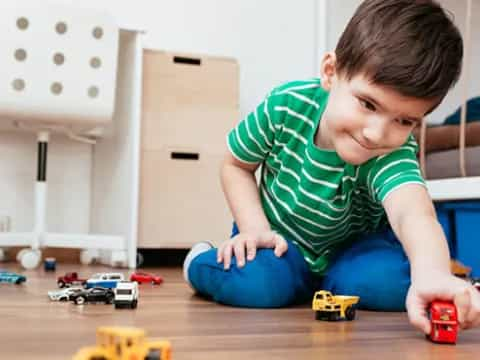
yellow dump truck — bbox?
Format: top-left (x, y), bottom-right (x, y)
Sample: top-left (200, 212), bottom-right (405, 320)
top-left (312, 290), bottom-right (359, 321)
top-left (73, 326), bottom-right (171, 360)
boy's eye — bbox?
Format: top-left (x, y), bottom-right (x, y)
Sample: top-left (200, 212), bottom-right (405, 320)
top-left (359, 98), bottom-right (376, 111)
top-left (397, 118), bottom-right (414, 127)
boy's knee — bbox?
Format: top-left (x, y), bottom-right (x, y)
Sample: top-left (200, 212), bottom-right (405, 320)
top-left (215, 250), bottom-right (298, 308)
top-left (323, 247), bottom-right (410, 311)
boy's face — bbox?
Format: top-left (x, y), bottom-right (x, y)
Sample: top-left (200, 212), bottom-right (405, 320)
top-left (318, 53), bottom-right (437, 165)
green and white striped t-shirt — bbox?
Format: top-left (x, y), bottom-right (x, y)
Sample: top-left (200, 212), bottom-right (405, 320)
top-left (227, 79), bottom-right (425, 275)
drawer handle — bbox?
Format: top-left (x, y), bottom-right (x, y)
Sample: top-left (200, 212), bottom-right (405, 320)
top-left (173, 56), bottom-right (201, 66)
top-left (170, 152), bottom-right (199, 160)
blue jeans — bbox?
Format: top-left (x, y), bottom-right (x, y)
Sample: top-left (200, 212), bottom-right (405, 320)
top-left (188, 224), bottom-right (417, 311)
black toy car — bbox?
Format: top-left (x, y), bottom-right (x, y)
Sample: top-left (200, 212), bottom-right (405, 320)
top-left (70, 287), bottom-right (114, 305)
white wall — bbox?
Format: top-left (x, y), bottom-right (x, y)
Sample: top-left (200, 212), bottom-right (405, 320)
top-left (72, 0), bottom-right (321, 119)
top-left (0, 0), bottom-right (323, 233)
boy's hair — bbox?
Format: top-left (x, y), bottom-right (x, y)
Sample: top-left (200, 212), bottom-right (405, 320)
top-left (335, 0), bottom-right (463, 100)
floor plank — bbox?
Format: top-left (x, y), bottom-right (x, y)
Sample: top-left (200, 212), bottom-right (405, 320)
top-left (0, 263), bottom-right (479, 359)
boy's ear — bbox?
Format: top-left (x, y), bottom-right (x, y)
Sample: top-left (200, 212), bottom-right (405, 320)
top-left (320, 52), bottom-right (337, 91)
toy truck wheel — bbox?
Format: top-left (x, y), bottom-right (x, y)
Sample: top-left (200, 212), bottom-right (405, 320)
top-left (57, 280), bottom-right (66, 288)
top-left (329, 312), bottom-right (340, 321)
top-left (145, 349), bottom-right (161, 360)
top-left (345, 306), bottom-right (356, 321)
top-left (75, 296), bottom-right (86, 305)
top-left (315, 311), bottom-right (327, 321)
top-left (131, 300), bottom-right (138, 309)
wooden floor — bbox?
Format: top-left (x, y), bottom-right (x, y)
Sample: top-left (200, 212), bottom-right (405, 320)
top-left (1, 263), bottom-right (479, 360)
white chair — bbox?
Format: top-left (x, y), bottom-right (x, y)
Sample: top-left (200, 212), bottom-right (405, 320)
top-left (0, 0), bottom-right (126, 269)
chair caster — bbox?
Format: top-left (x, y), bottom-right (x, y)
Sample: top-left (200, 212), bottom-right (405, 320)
top-left (20, 249), bottom-right (42, 269)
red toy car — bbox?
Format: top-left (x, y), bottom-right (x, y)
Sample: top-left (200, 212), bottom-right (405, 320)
top-left (129, 272), bottom-right (163, 285)
top-left (57, 272), bottom-right (87, 288)
top-left (427, 300), bottom-right (458, 344)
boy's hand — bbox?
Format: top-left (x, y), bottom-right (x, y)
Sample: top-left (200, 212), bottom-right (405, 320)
top-left (406, 271), bottom-right (480, 333)
top-left (217, 231), bottom-right (288, 270)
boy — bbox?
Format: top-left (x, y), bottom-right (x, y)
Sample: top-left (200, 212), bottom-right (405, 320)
top-left (183, 0), bottom-right (480, 334)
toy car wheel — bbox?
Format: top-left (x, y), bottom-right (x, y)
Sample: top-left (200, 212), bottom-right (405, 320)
top-left (345, 306), bottom-right (356, 321)
top-left (59, 296), bottom-right (67, 302)
top-left (131, 300), bottom-right (138, 309)
top-left (315, 311), bottom-right (326, 321)
top-left (328, 312), bottom-right (340, 321)
top-left (15, 278), bottom-right (25, 284)
top-left (57, 280), bottom-right (65, 288)
top-left (75, 296), bottom-right (86, 305)
top-left (145, 349), bottom-right (161, 360)
top-left (106, 296), bottom-right (113, 305)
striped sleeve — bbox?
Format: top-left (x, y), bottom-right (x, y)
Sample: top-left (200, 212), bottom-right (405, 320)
top-left (227, 89), bottom-right (284, 164)
top-left (367, 135), bottom-right (426, 203)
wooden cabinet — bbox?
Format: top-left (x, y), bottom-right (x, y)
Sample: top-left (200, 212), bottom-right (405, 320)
top-left (139, 50), bottom-right (239, 248)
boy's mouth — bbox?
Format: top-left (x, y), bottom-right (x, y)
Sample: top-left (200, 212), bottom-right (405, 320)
top-left (351, 135), bottom-right (377, 151)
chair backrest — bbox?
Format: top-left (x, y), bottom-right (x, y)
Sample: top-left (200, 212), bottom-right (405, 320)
top-left (0, 0), bottom-right (119, 132)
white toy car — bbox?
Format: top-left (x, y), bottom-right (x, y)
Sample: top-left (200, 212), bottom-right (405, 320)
top-left (85, 272), bottom-right (124, 289)
top-left (114, 281), bottom-right (139, 309)
top-left (48, 287), bottom-right (83, 301)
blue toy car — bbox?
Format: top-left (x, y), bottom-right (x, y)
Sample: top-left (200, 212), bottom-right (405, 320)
top-left (0, 271), bottom-right (26, 284)
top-left (85, 272), bottom-right (124, 289)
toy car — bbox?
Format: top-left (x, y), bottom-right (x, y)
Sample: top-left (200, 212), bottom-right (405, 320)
top-left (48, 287), bottom-right (84, 301)
top-left (70, 287), bottom-right (115, 305)
top-left (312, 290), bottom-right (359, 321)
top-left (129, 271), bottom-right (163, 285)
top-left (0, 271), bottom-right (26, 284)
top-left (57, 272), bottom-right (87, 288)
top-left (114, 281), bottom-right (139, 309)
top-left (85, 272), bottom-right (124, 289)
top-left (73, 326), bottom-right (171, 360)
top-left (427, 300), bottom-right (458, 344)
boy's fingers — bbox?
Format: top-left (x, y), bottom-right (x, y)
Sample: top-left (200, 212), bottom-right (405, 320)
top-left (256, 231), bottom-right (276, 248)
top-left (223, 243), bottom-right (233, 270)
top-left (217, 243), bottom-right (225, 263)
top-left (245, 238), bottom-right (257, 261)
top-left (455, 287), bottom-right (480, 329)
top-left (233, 240), bottom-right (246, 267)
top-left (273, 234), bottom-right (288, 257)
top-left (454, 288), bottom-right (471, 329)
top-left (409, 307), bottom-right (431, 334)
top-left (468, 288), bottom-right (480, 327)
top-left (406, 292), bottom-right (431, 334)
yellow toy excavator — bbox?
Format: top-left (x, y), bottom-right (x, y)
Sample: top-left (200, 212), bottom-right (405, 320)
top-left (72, 326), bottom-right (171, 360)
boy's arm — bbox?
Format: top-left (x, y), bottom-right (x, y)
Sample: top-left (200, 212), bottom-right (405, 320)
top-left (383, 183), bottom-right (480, 332)
top-left (218, 150), bottom-right (288, 269)
top-left (383, 184), bottom-right (450, 275)
top-left (220, 151), bottom-right (270, 233)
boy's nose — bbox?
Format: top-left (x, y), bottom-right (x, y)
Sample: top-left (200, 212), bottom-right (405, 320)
top-left (362, 119), bottom-right (387, 147)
